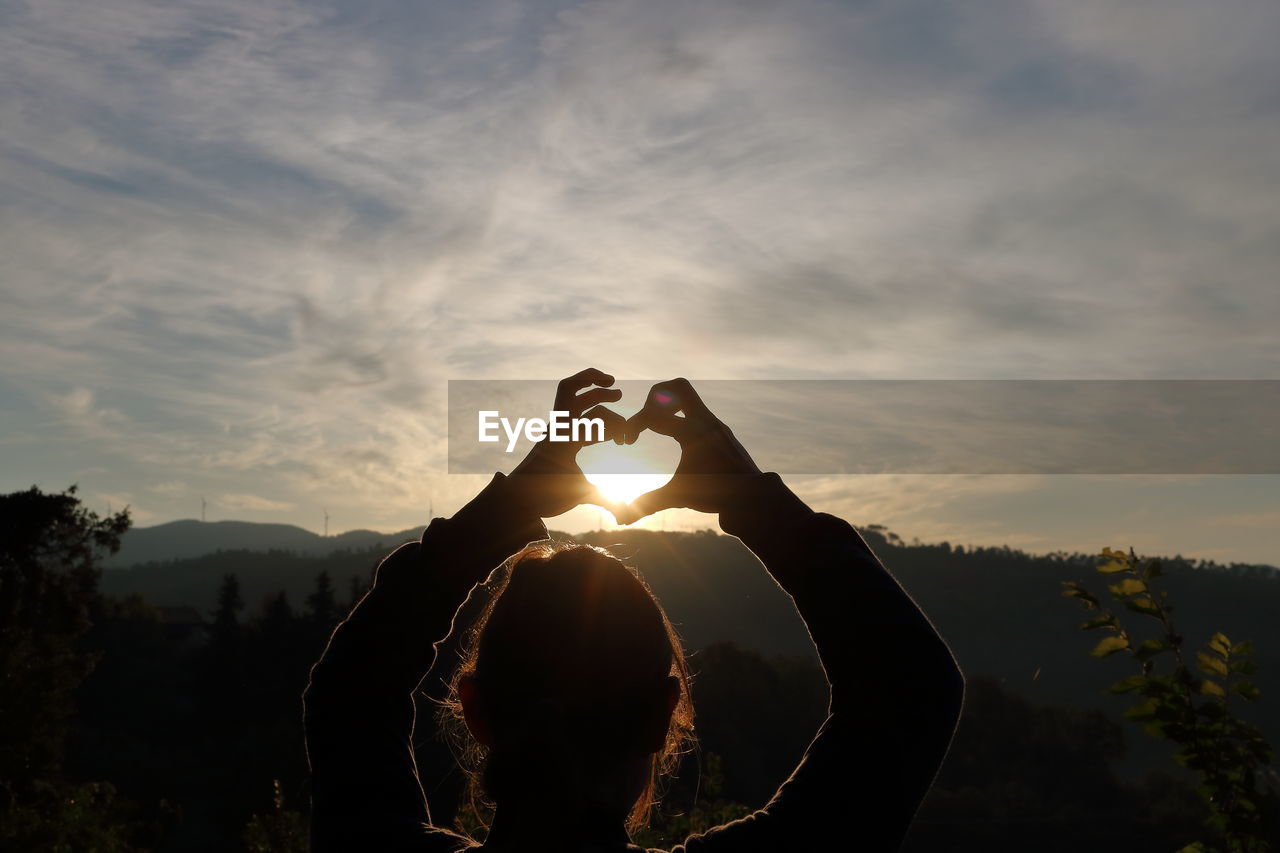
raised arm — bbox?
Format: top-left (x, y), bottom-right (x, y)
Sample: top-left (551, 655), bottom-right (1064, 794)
top-left (303, 369), bottom-right (626, 853)
top-left (302, 473), bottom-right (546, 852)
top-left (621, 380), bottom-right (965, 852)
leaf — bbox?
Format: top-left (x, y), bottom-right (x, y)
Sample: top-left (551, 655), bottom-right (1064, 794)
top-left (1134, 638), bottom-right (1170, 662)
top-left (1195, 701), bottom-right (1226, 721)
top-left (1107, 578), bottom-right (1147, 599)
top-left (1097, 559), bottom-right (1131, 575)
top-left (1061, 582), bottom-right (1099, 609)
top-left (1229, 659), bottom-right (1258, 675)
top-left (1108, 675), bottom-right (1147, 695)
top-left (1231, 681), bottom-right (1262, 702)
top-left (1122, 597), bottom-right (1162, 618)
top-left (1139, 721), bottom-right (1166, 738)
top-left (1081, 615), bottom-right (1119, 631)
top-left (1091, 635), bottom-right (1130, 658)
top-left (1124, 699), bottom-right (1158, 721)
top-left (1230, 639), bottom-right (1254, 656)
top-left (1196, 652), bottom-right (1228, 677)
top-left (1199, 679), bottom-right (1225, 697)
top-left (1207, 632), bottom-right (1231, 656)
top-left (1143, 559), bottom-right (1164, 579)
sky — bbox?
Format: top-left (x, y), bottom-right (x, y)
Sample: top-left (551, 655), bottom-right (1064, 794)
top-left (2, 0), bottom-right (1278, 563)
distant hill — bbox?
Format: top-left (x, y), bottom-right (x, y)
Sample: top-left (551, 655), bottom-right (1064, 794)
top-left (101, 522), bottom-right (1280, 708)
top-left (103, 519), bottom-right (424, 567)
top-left (99, 521), bottom-right (1280, 780)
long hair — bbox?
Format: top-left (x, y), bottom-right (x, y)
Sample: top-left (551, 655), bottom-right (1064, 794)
top-left (439, 541), bottom-right (695, 835)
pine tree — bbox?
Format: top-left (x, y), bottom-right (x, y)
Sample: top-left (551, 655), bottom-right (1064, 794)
top-left (305, 571), bottom-right (337, 628)
top-left (211, 574), bottom-right (243, 641)
top-left (347, 575), bottom-right (364, 612)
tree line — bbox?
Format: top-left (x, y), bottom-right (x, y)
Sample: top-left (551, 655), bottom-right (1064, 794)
top-left (3, 485), bottom-right (1276, 851)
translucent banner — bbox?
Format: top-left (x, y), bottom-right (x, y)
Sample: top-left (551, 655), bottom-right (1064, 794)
top-left (447, 380), bottom-right (1280, 475)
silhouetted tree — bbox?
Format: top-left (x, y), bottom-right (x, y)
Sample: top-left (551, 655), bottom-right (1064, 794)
top-left (212, 574), bottom-right (243, 638)
top-left (346, 575), bottom-right (362, 613)
top-left (305, 571), bottom-right (337, 631)
top-left (0, 484), bottom-right (135, 849)
top-left (258, 591), bottom-right (295, 644)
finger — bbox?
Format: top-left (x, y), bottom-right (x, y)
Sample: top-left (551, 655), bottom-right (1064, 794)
top-left (623, 409), bottom-right (648, 445)
top-left (554, 368), bottom-right (614, 411)
top-left (611, 502), bottom-right (642, 526)
top-left (650, 377), bottom-right (710, 420)
top-left (623, 408), bottom-right (679, 444)
top-left (643, 409), bottom-right (688, 439)
top-left (569, 386), bottom-right (623, 418)
top-left (625, 481), bottom-right (684, 523)
top-left (580, 405), bottom-right (627, 445)
top-left (627, 378), bottom-right (698, 443)
top-left (623, 410), bottom-right (647, 445)
top-left (578, 482), bottom-right (640, 527)
top-left (580, 482), bottom-right (618, 514)
top-left (590, 493), bottom-right (635, 526)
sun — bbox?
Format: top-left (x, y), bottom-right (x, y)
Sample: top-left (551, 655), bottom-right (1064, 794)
top-left (576, 432), bottom-right (678, 509)
top-left (584, 472), bottom-right (671, 507)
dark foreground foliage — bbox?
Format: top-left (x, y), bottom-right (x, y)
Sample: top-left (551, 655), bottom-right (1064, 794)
top-left (3, 486), bottom-right (1277, 851)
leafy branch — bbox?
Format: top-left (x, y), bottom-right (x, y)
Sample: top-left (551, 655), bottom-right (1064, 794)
top-left (1062, 547), bottom-right (1277, 853)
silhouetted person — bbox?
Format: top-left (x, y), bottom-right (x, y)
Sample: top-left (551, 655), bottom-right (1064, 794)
top-left (303, 371), bottom-right (964, 851)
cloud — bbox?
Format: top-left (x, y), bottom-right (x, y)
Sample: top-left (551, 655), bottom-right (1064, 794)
top-left (218, 493), bottom-right (297, 513)
top-left (90, 490), bottom-right (156, 522)
top-left (1205, 509), bottom-right (1280, 530)
top-left (1, 0), bottom-right (1278, 545)
top-left (44, 387), bottom-right (126, 433)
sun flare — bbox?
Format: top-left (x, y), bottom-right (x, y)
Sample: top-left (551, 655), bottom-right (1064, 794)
top-left (584, 473), bottom-right (672, 507)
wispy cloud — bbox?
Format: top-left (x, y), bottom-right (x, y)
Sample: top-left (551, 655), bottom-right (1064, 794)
top-left (2, 0), bottom-right (1278, 554)
top-left (218, 493), bottom-right (296, 513)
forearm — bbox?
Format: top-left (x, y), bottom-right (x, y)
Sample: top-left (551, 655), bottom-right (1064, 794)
top-left (719, 473), bottom-right (961, 702)
top-left (704, 474), bottom-right (963, 851)
top-left (303, 473), bottom-right (547, 849)
top-left (306, 474), bottom-right (545, 696)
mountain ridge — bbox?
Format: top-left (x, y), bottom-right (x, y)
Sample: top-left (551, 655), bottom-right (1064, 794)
top-left (104, 518), bottom-right (426, 567)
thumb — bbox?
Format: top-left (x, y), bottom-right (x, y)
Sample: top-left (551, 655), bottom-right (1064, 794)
top-left (581, 483), bottom-right (619, 513)
top-left (580, 485), bottom-right (644, 528)
top-left (618, 480), bottom-right (683, 526)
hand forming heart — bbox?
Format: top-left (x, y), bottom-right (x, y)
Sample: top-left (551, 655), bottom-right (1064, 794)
top-left (507, 371), bottom-right (761, 525)
top-left (612, 378), bottom-right (762, 525)
top-left (506, 368), bottom-right (629, 520)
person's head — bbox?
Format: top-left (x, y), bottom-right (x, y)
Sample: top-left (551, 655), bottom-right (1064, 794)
top-left (442, 541), bottom-right (694, 834)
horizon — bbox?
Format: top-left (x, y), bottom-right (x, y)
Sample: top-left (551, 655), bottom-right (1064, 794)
top-left (112, 506), bottom-right (1280, 570)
